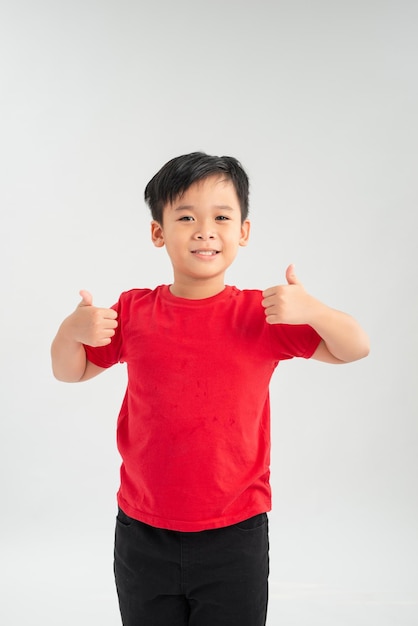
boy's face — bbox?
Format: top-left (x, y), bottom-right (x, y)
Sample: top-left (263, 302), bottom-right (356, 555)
top-left (151, 175), bottom-right (250, 298)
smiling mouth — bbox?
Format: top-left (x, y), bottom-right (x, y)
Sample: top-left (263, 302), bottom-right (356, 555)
top-left (191, 250), bottom-right (219, 256)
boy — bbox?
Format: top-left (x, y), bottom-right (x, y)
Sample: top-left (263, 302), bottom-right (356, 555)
top-left (51, 152), bottom-right (369, 626)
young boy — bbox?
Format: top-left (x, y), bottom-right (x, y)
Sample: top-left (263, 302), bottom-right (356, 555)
top-left (51, 152), bottom-right (369, 626)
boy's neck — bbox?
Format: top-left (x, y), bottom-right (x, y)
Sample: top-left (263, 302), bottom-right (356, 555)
top-left (169, 278), bottom-right (226, 300)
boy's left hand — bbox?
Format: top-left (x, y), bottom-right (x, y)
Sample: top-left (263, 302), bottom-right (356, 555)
top-left (262, 264), bottom-right (313, 325)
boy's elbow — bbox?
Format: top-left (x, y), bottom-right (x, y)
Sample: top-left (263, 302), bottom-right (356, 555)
top-left (51, 357), bottom-right (87, 383)
top-left (52, 368), bottom-right (82, 383)
top-left (360, 334), bottom-right (371, 359)
top-left (348, 338), bottom-right (370, 363)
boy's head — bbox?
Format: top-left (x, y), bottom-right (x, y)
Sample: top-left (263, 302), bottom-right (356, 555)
top-left (144, 152), bottom-right (249, 224)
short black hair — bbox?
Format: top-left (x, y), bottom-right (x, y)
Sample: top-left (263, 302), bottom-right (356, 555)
top-left (144, 152), bottom-right (249, 223)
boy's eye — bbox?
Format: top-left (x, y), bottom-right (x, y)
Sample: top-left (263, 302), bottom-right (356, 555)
top-left (215, 215), bottom-right (229, 221)
top-left (178, 216), bottom-right (194, 221)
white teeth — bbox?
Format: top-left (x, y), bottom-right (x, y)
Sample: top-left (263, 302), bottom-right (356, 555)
top-left (194, 250), bottom-right (217, 255)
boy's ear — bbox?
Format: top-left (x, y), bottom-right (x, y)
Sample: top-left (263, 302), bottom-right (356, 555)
top-left (239, 220), bottom-right (251, 247)
top-left (151, 221), bottom-right (165, 247)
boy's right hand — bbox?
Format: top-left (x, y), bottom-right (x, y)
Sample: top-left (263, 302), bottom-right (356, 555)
top-left (66, 290), bottom-right (118, 347)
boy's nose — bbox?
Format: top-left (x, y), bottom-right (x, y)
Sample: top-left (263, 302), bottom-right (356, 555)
top-left (196, 232), bottom-right (215, 240)
top-left (194, 229), bottom-right (215, 240)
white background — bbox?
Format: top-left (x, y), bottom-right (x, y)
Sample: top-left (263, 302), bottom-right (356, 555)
top-left (1, 1), bottom-right (417, 624)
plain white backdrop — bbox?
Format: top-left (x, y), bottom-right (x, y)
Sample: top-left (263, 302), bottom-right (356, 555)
top-left (1, 1), bottom-right (417, 624)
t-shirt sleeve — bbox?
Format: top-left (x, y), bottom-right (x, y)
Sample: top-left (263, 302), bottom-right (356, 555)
top-left (268, 323), bottom-right (322, 361)
top-left (83, 300), bottom-right (122, 369)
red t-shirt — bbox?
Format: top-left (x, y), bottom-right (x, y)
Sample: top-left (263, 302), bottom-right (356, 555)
top-left (84, 285), bottom-right (321, 531)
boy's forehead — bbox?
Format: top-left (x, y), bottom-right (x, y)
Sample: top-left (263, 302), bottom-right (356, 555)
top-left (167, 175), bottom-right (238, 208)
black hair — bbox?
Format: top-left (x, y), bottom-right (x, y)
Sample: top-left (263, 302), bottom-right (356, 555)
top-left (144, 152), bottom-right (249, 223)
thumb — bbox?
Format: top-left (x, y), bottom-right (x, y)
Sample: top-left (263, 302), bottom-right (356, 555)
top-left (285, 264), bottom-right (301, 285)
top-left (79, 289), bottom-right (93, 307)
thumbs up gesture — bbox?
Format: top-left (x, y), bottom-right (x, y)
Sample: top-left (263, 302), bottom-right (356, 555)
top-left (262, 265), bottom-right (313, 325)
top-left (69, 290), bottom-right (118, 347)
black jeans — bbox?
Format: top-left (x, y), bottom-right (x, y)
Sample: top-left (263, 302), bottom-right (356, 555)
top-left (114, 508), bottom-right (269, 626)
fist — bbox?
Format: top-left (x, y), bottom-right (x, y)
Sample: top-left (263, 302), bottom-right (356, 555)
top-left (262, 265), bottom-right (312, 325)
top-left (70, 290), bottom-right (118, 347)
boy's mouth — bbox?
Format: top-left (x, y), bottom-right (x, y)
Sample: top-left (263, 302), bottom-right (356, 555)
top-left (191, 250), bottom-right (219, 256)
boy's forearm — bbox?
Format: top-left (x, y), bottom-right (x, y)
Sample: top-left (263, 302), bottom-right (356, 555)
top-left (262, 267), bottom-right (369, 363)
top-left (51, 319), bottom-right (88, 382)
top-left (51, 291), bottom-right (117, 381)
top-left (308, 299), bottom-right (370, 363)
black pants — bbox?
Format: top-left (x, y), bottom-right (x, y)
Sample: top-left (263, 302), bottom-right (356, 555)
top-left (114, 508), bottom-right (269, 626)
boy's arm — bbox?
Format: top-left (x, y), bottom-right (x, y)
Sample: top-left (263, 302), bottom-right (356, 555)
top-left (51, 290), bottom-right (118, 382)
top-left (262, 265), bottom-right (370, 364)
